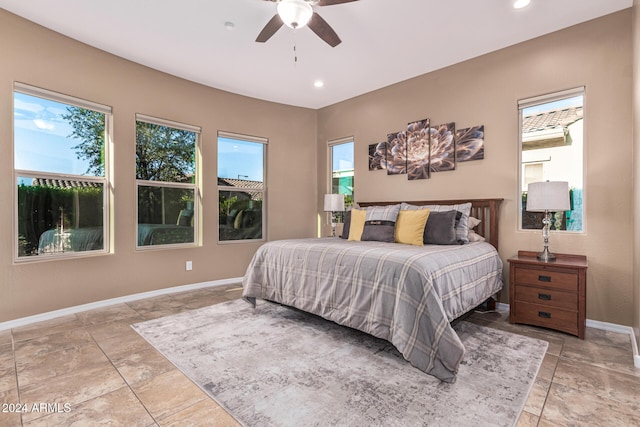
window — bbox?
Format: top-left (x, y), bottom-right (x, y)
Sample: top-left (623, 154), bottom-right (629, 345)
top-left (136, 115), bottom-right (200, 247)
top-left (519, 87), bottom-right (584, 231)
top-left (217, 132), bottom-right (266, 242)
top-left (14, 83), bottom-right (111, 259)
top-left (329, 138), bottom-right (354, 206)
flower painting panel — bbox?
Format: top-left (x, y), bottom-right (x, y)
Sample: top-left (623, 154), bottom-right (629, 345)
top-left (429, 122), bottom-right (456, 172)
top-left (368, 141), bottom-right (387, 171)
top-left (456, 125), bottom-right (485, 162)
top-left (386, 131), bottom-right (407, 175)
top-left (406, 119), bottom-right (430, 180)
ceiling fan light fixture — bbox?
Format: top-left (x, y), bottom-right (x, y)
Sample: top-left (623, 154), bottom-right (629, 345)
top-left (277, 0), bottom-right (313, 29)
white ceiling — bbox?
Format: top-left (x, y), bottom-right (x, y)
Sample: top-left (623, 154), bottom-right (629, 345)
top-left (0, 0), bottom-right (632, 109)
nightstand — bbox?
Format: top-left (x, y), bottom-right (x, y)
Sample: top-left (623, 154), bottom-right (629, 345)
top-left (508, 251), bottom-right (587, 339)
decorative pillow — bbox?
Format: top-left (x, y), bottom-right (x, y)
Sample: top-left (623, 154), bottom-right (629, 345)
top-left (467, 216), bottom-right (484, 241)
top-left (395, 209), bottom-right (430, 246)
top-left (339, 210), bottom-right (352, 239)
top-left (347, 208), bottom-right (367, 241)
top-left (468, 216), bottom-right (481, 230)
top-left (402, 202), bottom-right (472, 243)
top-left (423, 210), bottom-right (461, 245)
top-left (176, 209), bottom-right (194, 227)
top-left (468, 230), bottom-right (486, 242)
top-left (233, 210), bottom-right (244, 229)
top-left (360, 204), bottom-right (401, 243)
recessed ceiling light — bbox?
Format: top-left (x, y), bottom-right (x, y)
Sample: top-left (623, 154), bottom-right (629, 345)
top-left (314, 80), bottom-right (324, 88)
top-left (513, 0), bottom-right (530, 9)
top-left (224, 21), bottom-right (235, 31)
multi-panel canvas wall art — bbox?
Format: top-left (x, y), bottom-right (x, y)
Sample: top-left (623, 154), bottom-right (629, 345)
top-left (374, 118), bottom-right (485, 180)
top-left (406, 119), bottom-right (430, 180)
top-left (368, 141), bottom-right (387, 170)
top-left (455, 125), bottom-right (485, 162)
top-left (429, 122), bottom-right (456, 172)
top-left (386, 131), bottom-right (407, 175)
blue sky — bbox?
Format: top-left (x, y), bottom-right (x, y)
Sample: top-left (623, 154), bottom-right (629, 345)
top-left (523, 95), bottom-right (583, 116)
top-left (217, 137), bottom-right (264, 182)
top-left (14, 92), bottom-right (264, 184)
top-left (14, 92), bottom-right (92, 179)
top-left (332, 141), bottom-right (354, 171)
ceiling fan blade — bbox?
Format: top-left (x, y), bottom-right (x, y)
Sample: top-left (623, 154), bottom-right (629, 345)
top-left (316, 0), bottom-right (359, 6)
top-left (256, 14), bottom-right (284, 43)
top-left (308, 12), bottom-right (341, 47)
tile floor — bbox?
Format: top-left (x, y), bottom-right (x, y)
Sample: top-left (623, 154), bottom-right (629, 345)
top-left (0, 284), bottom-right (638, 426)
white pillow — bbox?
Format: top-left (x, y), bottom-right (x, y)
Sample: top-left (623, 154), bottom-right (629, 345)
top-left (468, 216), bottom-right (481, 229)
top-left (468, 230), bottom-right (485, 242)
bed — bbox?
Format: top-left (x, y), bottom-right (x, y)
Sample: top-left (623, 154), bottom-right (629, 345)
top-left (38, 223), bottom-right (194, 253)
top-left (242, 198), bottom-right (503, 382)
top-left (38, 226), bottom-right (104, 254)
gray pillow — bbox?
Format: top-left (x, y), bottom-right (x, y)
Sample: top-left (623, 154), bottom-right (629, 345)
top-left (360, 204), bottom-right (400, 243)
top-left (339, 210), bottom-right (351, 239)
top-left (424, 210), bottom-right (462, 245)
top-left (361, 219), bottom-right (396, 242)
top-left (402, 202), bottom-right (472, 243)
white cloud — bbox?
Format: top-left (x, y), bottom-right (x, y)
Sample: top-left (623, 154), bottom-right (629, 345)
top-left (33, 119), bottom-right (55, 130)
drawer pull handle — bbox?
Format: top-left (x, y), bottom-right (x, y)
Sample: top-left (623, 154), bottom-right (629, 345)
top-left (538, 275), bottom-right (552, 282)
top-left (538, 293), bottom-right (552, 301)
top-left (538, 311), bottom-right (552, 319)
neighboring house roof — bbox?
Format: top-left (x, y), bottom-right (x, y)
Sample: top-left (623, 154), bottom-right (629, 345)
top-left (218, 178), bottom-right (263, 189)
top-left (522, 106), bottom-right (583, 150)
top-left (218, 178), bottom-right (263, 201)
top-left (523, 106), bottom-right (583, 133)
top-left (31, 178), bottom-right (101, 188)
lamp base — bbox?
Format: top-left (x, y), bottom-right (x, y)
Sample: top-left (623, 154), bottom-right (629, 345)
top-left (536, 247), bottom-right (556, 262)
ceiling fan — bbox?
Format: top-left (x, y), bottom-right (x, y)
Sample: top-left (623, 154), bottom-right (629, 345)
top-left (256, 0), bottom-right (359, 48)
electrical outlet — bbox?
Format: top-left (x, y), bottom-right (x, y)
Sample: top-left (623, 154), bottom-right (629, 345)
top-left (186, 261), bottom-right (192, 271)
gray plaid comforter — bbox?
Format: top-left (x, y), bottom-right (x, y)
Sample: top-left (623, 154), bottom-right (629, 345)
top-left (242, 238), bottom-right (503, 382)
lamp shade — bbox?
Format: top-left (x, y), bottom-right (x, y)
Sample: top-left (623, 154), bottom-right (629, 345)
top-left (526, 181), bottom-right (570, 212)
top-left (277, 0), bottom-right (313, 29)
top-left (324, 193), bottom-right (345, 212)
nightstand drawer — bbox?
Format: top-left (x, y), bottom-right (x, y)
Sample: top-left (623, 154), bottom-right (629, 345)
top-left (515, 286), bottom-right (577, 310)
top-left (515, 268), bottom-right (578, 292)
top-left (516, 301), bottom-right (578, 335)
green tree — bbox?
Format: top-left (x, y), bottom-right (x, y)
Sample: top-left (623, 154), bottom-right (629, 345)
top-left (62, 107), bottom-right (196, 182)
top-left (62, 107), bottom-right (106, 176)
top-left (135, 121), bottom-right (196, 182)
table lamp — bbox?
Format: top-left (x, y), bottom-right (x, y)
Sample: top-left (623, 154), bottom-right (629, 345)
top-left (526, 181), bottom-right (570, 262)
top-left (323, 194), bottom-right (345, 237)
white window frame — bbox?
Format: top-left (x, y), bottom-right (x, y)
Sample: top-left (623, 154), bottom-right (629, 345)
top-left (13, 83), bottom-right (112, 262)
top-left (517, 86), bottom-right (585, 233)
top-left (135, 114), bottom-right (201, 250)
top-left (217, 131), bottom-right (267, 244)
top-left (328, 137), bottom-right (354, 198)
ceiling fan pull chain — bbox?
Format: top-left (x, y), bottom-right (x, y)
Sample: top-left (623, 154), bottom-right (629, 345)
top-left (293, 30), bottom-right (298, 65)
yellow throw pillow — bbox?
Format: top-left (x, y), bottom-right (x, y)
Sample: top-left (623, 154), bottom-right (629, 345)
top-left (395, 209), bottom-right (430, 246)
top-left (347, 208), bottom-right (367, 241)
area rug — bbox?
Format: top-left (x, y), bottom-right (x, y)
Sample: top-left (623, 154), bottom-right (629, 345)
top-left (132, 299), bottom-right (547, 427)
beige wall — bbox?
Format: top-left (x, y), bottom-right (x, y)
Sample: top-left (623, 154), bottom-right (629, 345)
top-left (317, 10), bottom-right (634, 325)
top-left (0, 10), bottom-right (318, 322)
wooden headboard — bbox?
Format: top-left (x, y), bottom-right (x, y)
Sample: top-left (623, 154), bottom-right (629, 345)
top-left (358, 198), bottom-right (503, 251)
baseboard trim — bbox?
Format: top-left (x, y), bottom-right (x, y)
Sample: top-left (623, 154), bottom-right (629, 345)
top-left (586, 319), bottom-right (640, 369)
top-left (0, 277), bottom-right (244, 332)
top-left (497, 302), bottom-right (640, 369)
